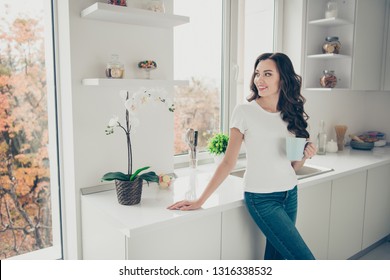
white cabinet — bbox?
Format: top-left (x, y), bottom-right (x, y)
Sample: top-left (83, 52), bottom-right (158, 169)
top-left (303, 0), bottom-right (355, 90)
top-left (384, 1), bottom-right (390, 91)
top-left (328, 171), bottom-right (366, 259)
top-left (363, 164), bottom-right (390, 249)
top-left (221, 206), bottom-right (265, 260)
top-left (303, 0), bottom-right (387, 91)
top-left (297, 181), bottom-right (332, 260)
top-left (82, 197), bottom-right (221, 259)
top-left (126, 213), bottom-right (221, 260)
top-left (351, 0), bottom-right (387, 90)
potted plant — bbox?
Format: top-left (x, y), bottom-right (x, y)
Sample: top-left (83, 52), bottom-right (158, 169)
top-left (207, 132), bottom-right (229, 164)
top-left (102, 89), bottom-right (174, 205)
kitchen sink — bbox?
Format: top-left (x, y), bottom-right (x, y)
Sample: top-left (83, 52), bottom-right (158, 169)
top-left (295, 164), bottom-right (334, 180)
top-left (230, 164), bottom-right (333, 180)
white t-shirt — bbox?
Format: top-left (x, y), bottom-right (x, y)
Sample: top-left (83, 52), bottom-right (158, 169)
top-left (230, 101), bottom-right (298, 193)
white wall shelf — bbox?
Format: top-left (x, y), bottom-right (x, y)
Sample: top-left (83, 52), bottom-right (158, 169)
top-left (307, 54), bottom-right (351, 59)
top-left (303, 0), bottom-right (355, 90)
top-left (82, 78), bottom-right (188, 87)
top-left (309, 17), bottom-right (352, 27)
top-left (81, 2), bottom-right (189, 28)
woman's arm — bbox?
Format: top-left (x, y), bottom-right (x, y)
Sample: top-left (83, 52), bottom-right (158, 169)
top-left (167, 128), bottom-right (244, 211)
top-left (291, 142), bottom-right (317, 171)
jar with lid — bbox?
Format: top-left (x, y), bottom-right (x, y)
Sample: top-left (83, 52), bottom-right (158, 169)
top-left (106, 54), bottom-right (124, 79)
top-left (325, 0), bottom-right (338, 18)
top-left (322, 36), bottom-right (341, 54)
top-left (320, 70), bottom-right (337, 88)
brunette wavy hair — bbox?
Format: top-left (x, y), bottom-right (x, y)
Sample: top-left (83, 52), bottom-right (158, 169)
top-left (247, 52), bottom-right (310, 138)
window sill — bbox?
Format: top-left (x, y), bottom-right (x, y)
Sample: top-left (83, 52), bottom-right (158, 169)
top-left (174, 154), bottom-right (247, 178)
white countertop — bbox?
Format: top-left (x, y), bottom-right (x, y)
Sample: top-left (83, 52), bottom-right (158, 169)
top-left (296, 146), bottom-right (390, 189)
top-left (81, 146), bottom-right (390, 237)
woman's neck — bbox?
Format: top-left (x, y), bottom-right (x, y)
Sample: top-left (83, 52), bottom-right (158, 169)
top-left (256, 96), bottom-right (279, 113)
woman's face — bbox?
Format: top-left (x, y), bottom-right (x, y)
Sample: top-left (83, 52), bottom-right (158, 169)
top-left (254, 59), bottom-right (280, 98)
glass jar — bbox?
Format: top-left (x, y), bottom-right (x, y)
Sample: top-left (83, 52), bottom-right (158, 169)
top-left (325, 0), bottom-right (338, 18)
top-left (320, 70), bottom-right (337, 88)
top-left (106, 54), bottom-right (124, 79)
top-left (322, 36), bottom-right (341, 54)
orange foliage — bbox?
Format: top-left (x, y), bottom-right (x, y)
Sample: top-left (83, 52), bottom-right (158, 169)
top-left (0, 12), bottom-right (52, 259)
top-left (174, 78), bottom-right (221, 155)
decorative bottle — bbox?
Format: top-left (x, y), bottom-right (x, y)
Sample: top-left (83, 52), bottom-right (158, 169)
top-left (317, 120), bottom-right (327, 155)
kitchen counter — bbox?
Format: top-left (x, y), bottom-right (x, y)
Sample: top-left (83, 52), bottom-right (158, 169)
top-left (81, 146), bottom-right (390, 259)
top-left (294, 146), bottom-right (390, 189)
top-left (81, 146), bottom-right (390, 237)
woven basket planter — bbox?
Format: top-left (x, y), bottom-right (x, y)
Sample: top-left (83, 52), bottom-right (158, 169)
top-left (115, 177), bottom-right (143, 205)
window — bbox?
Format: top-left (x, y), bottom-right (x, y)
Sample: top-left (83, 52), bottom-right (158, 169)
top-left (0, 0), bottom-right (62, 259)
top-left (173, 0), bottom-right (275, 162)
top-left (173, 0), bottom-right (223, 156)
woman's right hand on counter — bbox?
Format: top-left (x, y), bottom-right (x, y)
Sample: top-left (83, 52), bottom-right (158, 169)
top-left (167, 199), bottom-right (203, 211)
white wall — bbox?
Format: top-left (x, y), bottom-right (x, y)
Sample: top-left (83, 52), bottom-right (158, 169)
top-left (303, 91), bottom-right (390, 142)
top-left (57, 0), bottom-right (174, 259)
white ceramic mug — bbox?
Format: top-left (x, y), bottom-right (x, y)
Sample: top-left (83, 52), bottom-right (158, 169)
top-left (286, 136), bottom-right (308, 161)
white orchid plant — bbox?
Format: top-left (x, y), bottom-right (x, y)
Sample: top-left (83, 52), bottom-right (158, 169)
top-left (101, 88), bottom-right (174, 183)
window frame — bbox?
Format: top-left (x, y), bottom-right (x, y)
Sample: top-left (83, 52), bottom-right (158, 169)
top-left (173, 0), bottom-right (280, 168)
top-left (4, 0), bottom-right (63, 260)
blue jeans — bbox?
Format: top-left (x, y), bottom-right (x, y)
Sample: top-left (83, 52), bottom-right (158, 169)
top-left (244, 186), bottom-right (315, 260)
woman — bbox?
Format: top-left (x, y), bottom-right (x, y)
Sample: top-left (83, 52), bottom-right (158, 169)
top-left (168, 53), bottom-right (316, 260)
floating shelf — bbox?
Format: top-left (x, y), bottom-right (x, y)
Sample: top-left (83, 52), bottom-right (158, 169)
top-left (81, 2), bottom-right (189, 28)
top-left (82, 78), bottom-right (189, 87)
top-left (307, 54), bottom-right (351, 59)
top-left (304, 88), bottom-right (349, 91)
top-left (309, 17), bottom-right (353, 27)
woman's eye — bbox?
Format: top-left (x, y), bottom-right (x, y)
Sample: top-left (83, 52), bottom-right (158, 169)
top-left (265, 73), bottom-right (271, 77)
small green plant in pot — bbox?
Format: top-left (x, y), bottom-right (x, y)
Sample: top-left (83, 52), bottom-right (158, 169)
top-left (208, 133), bottom-right (229, 163)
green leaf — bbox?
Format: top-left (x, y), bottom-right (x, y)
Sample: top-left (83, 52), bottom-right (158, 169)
top-left (139, 171), bottom-right (159, 183)
top-left (130, 166), bottom-right (150, 181)
top-left (101, 172), bottom-right (130, 182)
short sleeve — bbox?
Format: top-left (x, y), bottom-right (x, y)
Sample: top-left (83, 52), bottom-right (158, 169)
top-left (229, 105), bottom-right (247, 134)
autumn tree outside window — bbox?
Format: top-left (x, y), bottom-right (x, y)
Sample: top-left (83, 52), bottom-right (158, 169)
top-left (0, 0), bottom-right (62, 260)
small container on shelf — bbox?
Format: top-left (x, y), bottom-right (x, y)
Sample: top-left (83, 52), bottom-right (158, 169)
top-left (107, 0), bottom-right (127, 7)
top-left (106, 54), bottom-right (124, 79)
top-left (146, 0), bottom-right (165, 13)
top-left (320, 70), bottom-right (337, 88)
top-left (322, 36), bottom-right (341, 54)
top-left (138, 60), bottom-right (157, 79)
top-left (325, 0), bottom-right (338, 18)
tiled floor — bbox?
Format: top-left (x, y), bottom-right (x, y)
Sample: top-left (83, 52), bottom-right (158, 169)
top-left (357, 240), bottom-right (390, 260)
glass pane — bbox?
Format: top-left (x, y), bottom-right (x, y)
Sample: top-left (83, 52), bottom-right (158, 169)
top-left (0, 0), bottom-right (61, 259)
top-left (236, 0), bottom-right (275, 105)
top-left (174, 0), bottom-right (223, 155)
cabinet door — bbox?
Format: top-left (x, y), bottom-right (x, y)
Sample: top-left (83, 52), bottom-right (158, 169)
top-left (126, 213), bottom-right (221, 260)
top-left (352, 0), bottom-right (387, 90)
top-left (221, 206), bottom-right (266, 260)
top-left (328, 171), bottom-right (366, 260)
top-left (363, 164), bottom-right (390, 249)
top-left (297, 182), bottom-right (332, 260)
top-left (384, 1), bottom-right (390, 91)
